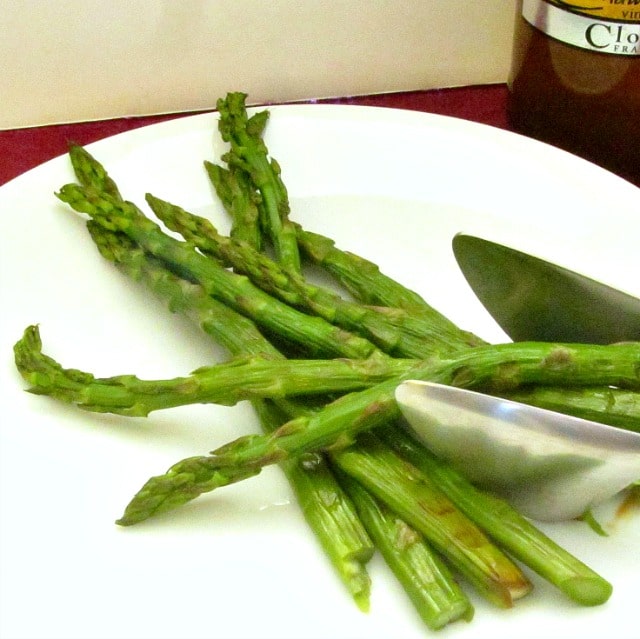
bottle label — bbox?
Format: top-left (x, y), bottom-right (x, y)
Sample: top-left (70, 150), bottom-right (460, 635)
top-left (522, 0), bottom-right (640, 56)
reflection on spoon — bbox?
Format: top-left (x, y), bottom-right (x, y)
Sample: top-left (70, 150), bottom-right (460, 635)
top-left (395, 381), bottom-right (640, 522)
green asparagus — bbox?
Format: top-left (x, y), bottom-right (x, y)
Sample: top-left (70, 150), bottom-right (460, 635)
top-left (56, 183), bottom-right (380, 361)
top-left (114, 340), bottom-right (640, 526)
top-left (216, 92), bottom-right (300, 270)
top-left (14, 326), bottom-right (416, 416)
top-left (146, 192), bottom-right (478, 357)
top-left (86, 224), bottom-right (480, 622)
top-left (70, 157), bottom-right (376, 611)
top-left (334, 468), bottom-right (474, 629)
top-left (379, 424), bottom-right (614, 606)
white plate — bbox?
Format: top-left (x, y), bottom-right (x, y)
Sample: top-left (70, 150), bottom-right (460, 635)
top-left (1, 105), bottom-right (638, 639)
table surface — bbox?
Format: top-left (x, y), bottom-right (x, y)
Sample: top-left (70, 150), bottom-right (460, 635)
top-left (1, 84), bottom-right (637, 188)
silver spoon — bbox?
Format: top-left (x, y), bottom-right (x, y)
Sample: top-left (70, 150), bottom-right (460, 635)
top-left (395, 380), bottom-right (640, 522)
top-left (451, 233), bottom-right (640, 344)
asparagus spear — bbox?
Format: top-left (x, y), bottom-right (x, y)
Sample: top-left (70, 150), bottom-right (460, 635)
top-left (146, 193), bottom-right (476, 357)
top-left (216, 92), bottom-right (300, 270)
top-left (71, 141), bottom-right (632, 608)
top-left (56, 183), bottom-right (380, 361)
top-left (14, 325), bottom-right (416, 416)
top-left (204, 161), bottom-right (263, 250)
top-left (378, 424), bottom-right (614, 606)
top-left (21, 315), bottom-right (638, 429)
top-left (251, 399), bottom-right (374, 611)
top-left (334, 468), bottom-right (475, 628)
top-left (496, 385), bottom-right (640, 432)
top-left (114, 340), bottom-right (640, 526)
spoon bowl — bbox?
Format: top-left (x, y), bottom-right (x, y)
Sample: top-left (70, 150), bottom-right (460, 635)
top-left (395, 380), bottom-right (640, 521)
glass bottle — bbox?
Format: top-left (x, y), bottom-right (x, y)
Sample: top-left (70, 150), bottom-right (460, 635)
top-left (507, 0), bottom-right (640, 184)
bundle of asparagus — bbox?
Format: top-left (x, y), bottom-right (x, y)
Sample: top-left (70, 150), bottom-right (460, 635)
top-left (14, 92), bottom-right (640, 632)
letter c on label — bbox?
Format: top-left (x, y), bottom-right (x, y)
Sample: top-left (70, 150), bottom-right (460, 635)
top-left (585, 23), bottom-right (611, 49)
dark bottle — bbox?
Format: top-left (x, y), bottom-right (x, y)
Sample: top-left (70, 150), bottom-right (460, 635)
top-left (508, 0), bottom-right (640, 185)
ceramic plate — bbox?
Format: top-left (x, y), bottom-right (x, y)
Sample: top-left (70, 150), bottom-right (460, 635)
top-left (1, 104), bottom-right (638, 639)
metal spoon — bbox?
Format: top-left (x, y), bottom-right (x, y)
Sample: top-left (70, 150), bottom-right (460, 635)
top-left (395, 380), bottom-right (640, 522)
top-left (451, 233), bottom-right (640, 344)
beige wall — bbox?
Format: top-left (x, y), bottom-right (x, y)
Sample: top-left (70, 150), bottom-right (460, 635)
top-left (2, 0), bottom-right (515, 129)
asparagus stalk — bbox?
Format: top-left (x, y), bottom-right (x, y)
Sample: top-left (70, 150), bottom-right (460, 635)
top-left (56, 183), bottom-right (381, 361)
top-left (66, 152), bottom-right (636, 608)
top-left (332, 432), bottom-right (532, 608)
top-left (204, 161), bottom-right (263, 250)
top-left (251, 399), bottom-right (374, 611)
top-left (66, 122), bottom-right (632, 616)
top-left (114, 340), bottom-right (640, 526)
top-left (14, 325), bottom-right (417, 416)
top-left (147, 193), bottom-right (477, 357)
top-left (378, 424), bottom-right (614, 606)
top-left (334, 468), bottom-right (474, 628)
top-left (216, 92), bottom-right (300, 270)
top-left (21, 314), bottom-right (637, 428)
top-left (496, 385), bottom-right (640, 432)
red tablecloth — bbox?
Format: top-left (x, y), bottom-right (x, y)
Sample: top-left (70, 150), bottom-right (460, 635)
top-left (1, 84), bottom-right (637, 188)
